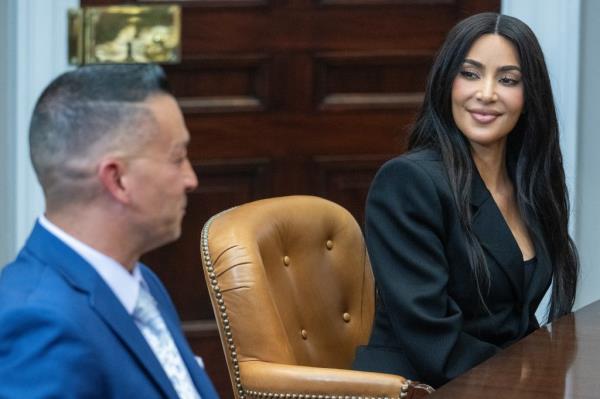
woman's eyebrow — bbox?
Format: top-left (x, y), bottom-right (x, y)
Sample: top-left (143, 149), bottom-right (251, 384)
top-left (498, 65), bottom-right (521, 72)
top-left (463, 58), bottom-right (521, 72)
top-left (463, 58), bottom-right (483, 68)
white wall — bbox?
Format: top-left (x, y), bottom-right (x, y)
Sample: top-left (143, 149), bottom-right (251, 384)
top-left (0, 1), bottom-right (17, 267)
top-left (574, 0), bottom-right (600, 309)
top-left (0, 0), bottom-right (77, 268)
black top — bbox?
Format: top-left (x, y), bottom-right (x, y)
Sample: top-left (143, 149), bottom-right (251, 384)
top-left (352, 149), bottom-right (552, 388)
top-left (524, 257), bottom-right (537, 289)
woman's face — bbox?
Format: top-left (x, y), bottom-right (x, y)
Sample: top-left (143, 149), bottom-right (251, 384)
top-left (451, 34), bottom-right (524, 153)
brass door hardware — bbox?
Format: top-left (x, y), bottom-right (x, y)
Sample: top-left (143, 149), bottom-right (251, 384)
top-left (68, 5), bottom-right (181, 65)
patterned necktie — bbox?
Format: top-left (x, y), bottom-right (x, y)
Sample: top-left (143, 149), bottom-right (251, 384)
top-left (133, 284), bottom-right (201, 399)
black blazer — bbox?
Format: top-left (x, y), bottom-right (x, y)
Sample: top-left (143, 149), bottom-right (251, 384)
top-left (352, 149), bottom-right (552, 388)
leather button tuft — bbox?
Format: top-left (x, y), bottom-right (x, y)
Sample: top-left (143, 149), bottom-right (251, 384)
top-left (343, 312), bottom-right (351, 322)
top-left (326, 240), bottom-right (334, 250)
top-left (301, 329), bottom-right (308, 339)
top-left (283, 256), bottom-right (290, 266)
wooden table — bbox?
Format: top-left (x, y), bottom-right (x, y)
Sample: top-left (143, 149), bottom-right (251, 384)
top-left (429, 300), bottom-right (600, 399)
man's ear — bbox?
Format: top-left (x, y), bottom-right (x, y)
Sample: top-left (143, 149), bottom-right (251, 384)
top-left (98, 157), bottom-right (130, 204)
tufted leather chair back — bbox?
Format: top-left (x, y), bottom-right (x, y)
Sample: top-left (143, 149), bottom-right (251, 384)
top-left (201, 196), bottom-right (433, 399)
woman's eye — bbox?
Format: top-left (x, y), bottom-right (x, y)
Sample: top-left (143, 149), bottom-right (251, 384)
top-left (499, 76), bottom-right (520, 86)
top-left (459, 70), bottom-right (479, 80)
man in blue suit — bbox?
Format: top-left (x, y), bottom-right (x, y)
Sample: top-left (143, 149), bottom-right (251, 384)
top-left (0, 65), bottom-right (219, 398)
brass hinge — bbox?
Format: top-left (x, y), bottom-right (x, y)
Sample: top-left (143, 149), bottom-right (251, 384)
top-left (68, 5), bottom-right (181, 65)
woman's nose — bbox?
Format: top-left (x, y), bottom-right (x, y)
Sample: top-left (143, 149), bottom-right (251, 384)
top-left (476, 78), bottom-right (498, 103)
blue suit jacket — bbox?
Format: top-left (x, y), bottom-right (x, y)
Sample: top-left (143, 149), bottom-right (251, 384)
top-left (0, 222), bottom-right (219, 399)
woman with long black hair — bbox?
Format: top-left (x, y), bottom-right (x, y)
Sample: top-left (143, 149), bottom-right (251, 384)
top-left (352, 12), bottom-right (579, 388)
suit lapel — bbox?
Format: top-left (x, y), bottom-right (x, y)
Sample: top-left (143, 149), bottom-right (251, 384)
top-left (144, 273), bottom-right (219, 399)
top-left (25, 223), bottom-right (179, 399)
top-left (90, 284), bottom-right (180, 399)
top-left (161, 305), bottom-right (219, 399)
top-left (469, 173), bottom-right (525, 303)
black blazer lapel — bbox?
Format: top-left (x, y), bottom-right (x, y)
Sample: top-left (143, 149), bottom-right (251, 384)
top-left (470, 173), bottom-right (525, 304)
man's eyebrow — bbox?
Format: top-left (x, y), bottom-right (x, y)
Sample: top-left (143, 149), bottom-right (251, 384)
top-left (169, 139), bottom-right (190, 154)
top-left (462, 59), bottom-right (521, 73)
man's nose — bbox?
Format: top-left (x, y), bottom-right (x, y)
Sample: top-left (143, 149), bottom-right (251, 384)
top-left (184, 159), bottom-right (198, 192)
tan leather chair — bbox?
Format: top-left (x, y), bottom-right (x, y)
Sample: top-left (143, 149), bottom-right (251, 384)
top-left (200, 196), bottom-right (434, 399)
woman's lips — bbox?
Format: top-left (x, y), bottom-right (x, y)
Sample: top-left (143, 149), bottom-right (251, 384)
top-left (469, 110), bottom-right (500, 124)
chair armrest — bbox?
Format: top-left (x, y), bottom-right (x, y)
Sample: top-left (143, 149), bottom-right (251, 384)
top-left (239, 360), bottom-right (434, 399)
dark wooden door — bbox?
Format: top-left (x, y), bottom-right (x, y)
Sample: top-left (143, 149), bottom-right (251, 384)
top-left (83, 1), bottom-right (499, 397)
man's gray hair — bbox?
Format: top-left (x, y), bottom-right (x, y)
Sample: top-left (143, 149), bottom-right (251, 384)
top-left (29, 64), bottom-right (171, 206)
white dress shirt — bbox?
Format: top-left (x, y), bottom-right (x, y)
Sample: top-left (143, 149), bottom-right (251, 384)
top-left (39, 215), bottom-right (142, 314)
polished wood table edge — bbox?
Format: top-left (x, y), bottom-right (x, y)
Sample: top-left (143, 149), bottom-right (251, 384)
top-left (429, 299), bottom-right (600, 398)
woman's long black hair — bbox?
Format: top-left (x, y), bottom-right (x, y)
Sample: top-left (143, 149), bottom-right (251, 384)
top-left (409, 12), bottom-right (578, 322)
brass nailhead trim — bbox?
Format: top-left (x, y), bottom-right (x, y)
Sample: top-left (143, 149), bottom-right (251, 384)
top-left (244, 390), bottom-right (404, 399)
top-left (202, 208), bottom-right (245, 398)
top-left (399, 380), bottom-right (411, 399)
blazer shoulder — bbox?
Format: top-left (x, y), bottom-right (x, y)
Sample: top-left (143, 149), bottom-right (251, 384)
top-left (402, 148), bottom-right (442, 162)
top-left (0, 251), bottom-right (63, 306)
top-left (376, 149), bottom-right (448, 191)
top-left (382, 148), bottom-right (442, 170)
